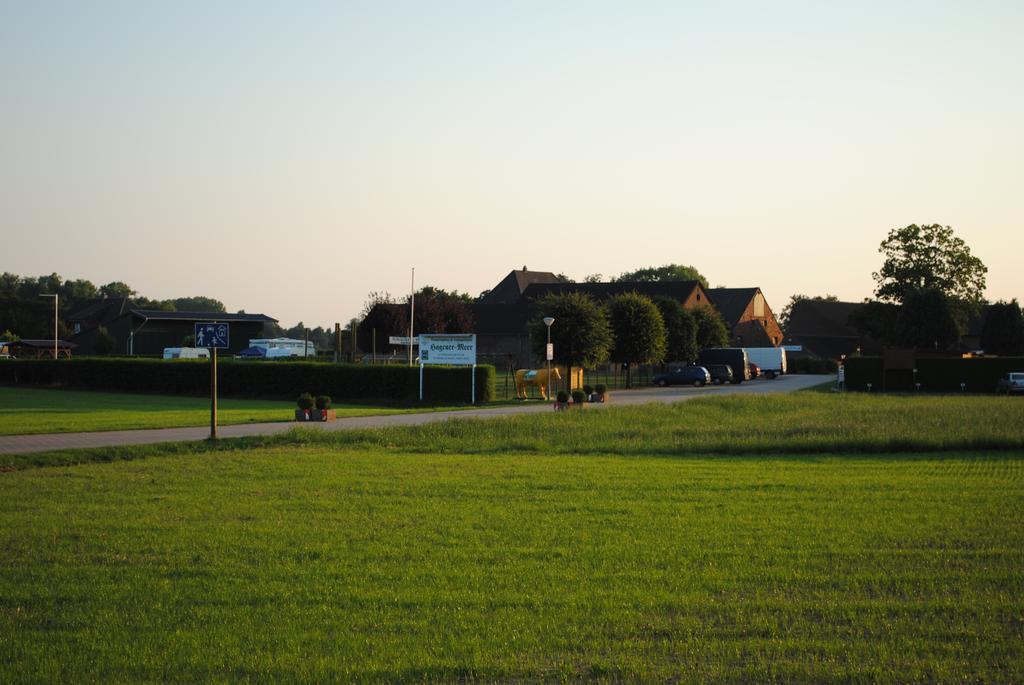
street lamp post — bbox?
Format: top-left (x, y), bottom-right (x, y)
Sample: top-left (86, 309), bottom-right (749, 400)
top-left (40, 293), bottom-right (58, 359)
top-left (543, 317), bottom-right (554, 401)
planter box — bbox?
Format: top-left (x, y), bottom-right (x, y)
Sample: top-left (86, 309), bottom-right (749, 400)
top-left (295, 409), bottom-right (313, 421)
top-left (312, 409), bottom-right (336, 422)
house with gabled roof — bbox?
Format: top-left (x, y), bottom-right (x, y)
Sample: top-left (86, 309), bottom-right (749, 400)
top-left (707, 287), bottom-right (783, 348)
top-left (782, 299), bottom-right (883, 359)
top-left (477, 267), bottom-right (563, 305)
top-left (68, 299), bottom-right (277, 356)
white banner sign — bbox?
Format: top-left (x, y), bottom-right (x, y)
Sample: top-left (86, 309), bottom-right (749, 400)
top-left (419, 334), bottom-right (477, 366)
top-left (389, 336), bottom-right (419, 346)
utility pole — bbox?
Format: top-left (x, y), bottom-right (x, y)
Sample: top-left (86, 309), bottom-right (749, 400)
top-left (408, 267), bottom-right (415, 366)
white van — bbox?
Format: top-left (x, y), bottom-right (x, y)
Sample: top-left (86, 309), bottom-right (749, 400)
top-left (743, 347), bottom-right (788, 379)
top-left (163, 347), bottom-right (211, 360)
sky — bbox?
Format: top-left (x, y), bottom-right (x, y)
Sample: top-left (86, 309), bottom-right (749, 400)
top-left (3, 1), bottom-right (1022, 328)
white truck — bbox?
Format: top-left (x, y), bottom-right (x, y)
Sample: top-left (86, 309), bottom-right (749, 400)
top-left (743, 347), bottom-right (787, 379)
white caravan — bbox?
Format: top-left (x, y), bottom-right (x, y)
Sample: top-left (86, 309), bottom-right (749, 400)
top-left (248, 337), bottom-right (316, 357)
top-left (163, 347), bottom-right (211, 360)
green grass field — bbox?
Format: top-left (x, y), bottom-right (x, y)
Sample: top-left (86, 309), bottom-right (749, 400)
top-left (0, 386), bottom-right (466, 436)
top-left (1, 394), bottom-right (1022, 682)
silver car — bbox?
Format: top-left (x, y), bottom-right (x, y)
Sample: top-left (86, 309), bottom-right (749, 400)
top-left (996, 372), bottom-right (1024, 394)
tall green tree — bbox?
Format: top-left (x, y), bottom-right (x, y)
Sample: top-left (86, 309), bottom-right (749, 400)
top-left (892, 288), bottom-right (964, 351)
top-left (980, 300), bottom-right (1024, 355)
top-left (99, 281), bottom-right (135, 299)
top-left (872, 224), bottom-right (987, 305)
top-left (615, 264), bottom-right (709, 289)
top-left (652, 296), bottom-right (699, 363)
top-left (692, 305), bottom-right (730, 350)
top-left (531, 292), bottom-right (612, 392)
top-left (172, 296), bottom-right (226, 313)
top-left (605, 292), bottom-right (667, 387)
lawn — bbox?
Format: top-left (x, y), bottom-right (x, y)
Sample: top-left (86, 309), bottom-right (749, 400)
top-left (1, 394), bottom-right (1022, 682)
top-left (0, 386), bottom-right (465, 436)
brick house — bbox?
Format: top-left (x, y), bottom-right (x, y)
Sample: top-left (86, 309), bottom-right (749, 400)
top-left (707, 288), bottom-right (784, 348)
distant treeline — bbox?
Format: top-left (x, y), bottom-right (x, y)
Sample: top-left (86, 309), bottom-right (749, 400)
top-left (0, 271), bottom-right (345, 350)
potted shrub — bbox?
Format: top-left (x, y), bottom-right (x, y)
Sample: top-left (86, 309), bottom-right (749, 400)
top-left (594, 383), bottom-right (608, 403)
top-left (571, 389), bottom-right (587, 407)
top-left (295, 393), bottom-right (315, 421)
top-left (583, 384), bottom-right (595, 402)
top-left (554, 390), bottom-right (570, 411)
top-left (313, 395), bottom-right (336, 422)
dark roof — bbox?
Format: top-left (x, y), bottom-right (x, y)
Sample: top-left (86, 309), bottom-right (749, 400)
top-left (67, 298), bottom-right (132, 327)
top-left (18, 339), bottom-right (78, 349)
top-left (127, 309), bottom-right (277, 323)
top-left (472, 303), bottom-right (531, 337)
top-left (521, 280), bottom-right (703, 303)
top-left (478, 269), bottom-right (562, 305)
top-left (707, 288), bottom-right (760, 328)
top-left (68, 298), bottom-right (277, 327)
top-left (964, 305), bottom-right (992, 338)
top-left (786, 300), bottom-right (866, 338)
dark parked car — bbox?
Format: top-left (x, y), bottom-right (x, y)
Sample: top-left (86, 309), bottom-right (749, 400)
top-left (707, 363), bottom-right (734, 385)
top-left (698, 348), bottom-right (750, 383)
top-left (653, 366), bottom-right (711, 387)
top-left (996, 372), bottom-right (1024, 394)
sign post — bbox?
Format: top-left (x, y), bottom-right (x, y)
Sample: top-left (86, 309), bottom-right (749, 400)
top-left (418, 334), bottom-right (477, 403)
top-left (195, 322), bottom-right (230, 439)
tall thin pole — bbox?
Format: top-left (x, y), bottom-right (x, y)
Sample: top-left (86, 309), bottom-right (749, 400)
top-left (408, 267), bottom-right (415, 366)
top-left (210, 346), bottom-right (218, 440)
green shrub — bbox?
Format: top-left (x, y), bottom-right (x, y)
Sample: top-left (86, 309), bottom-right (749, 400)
top-left (583, 384), bottom-right (594, 395)
top-left (296, 393), bottom-right (314, 410)
top-left (844, 356), bottom-right (1024, 393)
top-left (787, 356), bottom-right (839, 374)
top-left (571, 390), bottom-right (586, 404)
top-left (556, 390), bottom-right (569, 403)
top-left (315, 395), bottom-right (331, 410)
top-left (595, 383), bottom-right (607, 395)
top-left (0, 359), bottom-right (496, 404)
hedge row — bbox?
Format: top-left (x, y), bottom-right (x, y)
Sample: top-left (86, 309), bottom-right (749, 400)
top-left (844, 356), bottom-right (1024, 393)
top-left (786, 356), bottom-right (839, 375)
top-left (0, 359), bottom-right (496, 404)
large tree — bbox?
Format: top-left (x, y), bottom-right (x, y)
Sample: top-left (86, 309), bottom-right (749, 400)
top-left (892, 287), bottom-right (964, 351)
top-left (530, 292), bottom-right (612, 392)
top-left (652, 296), bottom-right (699, 363)
top-left (605, 292), bottom-right (666, 387)
top-left (172, 296), bottom-right (226, 313)
top-left (614, 264), bottom-right (709, 289)
top-left (872, 224), bottom-right (987, 305)
top-left (692, 305), bottom-right (730, 350)
top-left (405, 287), bottom-right (474, 335)
top-left (980, 300), bottom-right (1024, 355)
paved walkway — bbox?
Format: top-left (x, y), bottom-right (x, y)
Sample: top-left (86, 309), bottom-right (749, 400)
top-left (0, 375), bottom-right (829, 455)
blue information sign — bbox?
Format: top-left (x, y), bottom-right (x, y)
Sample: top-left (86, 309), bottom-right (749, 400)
top-left (195, 322), bottom-right (229, 349)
